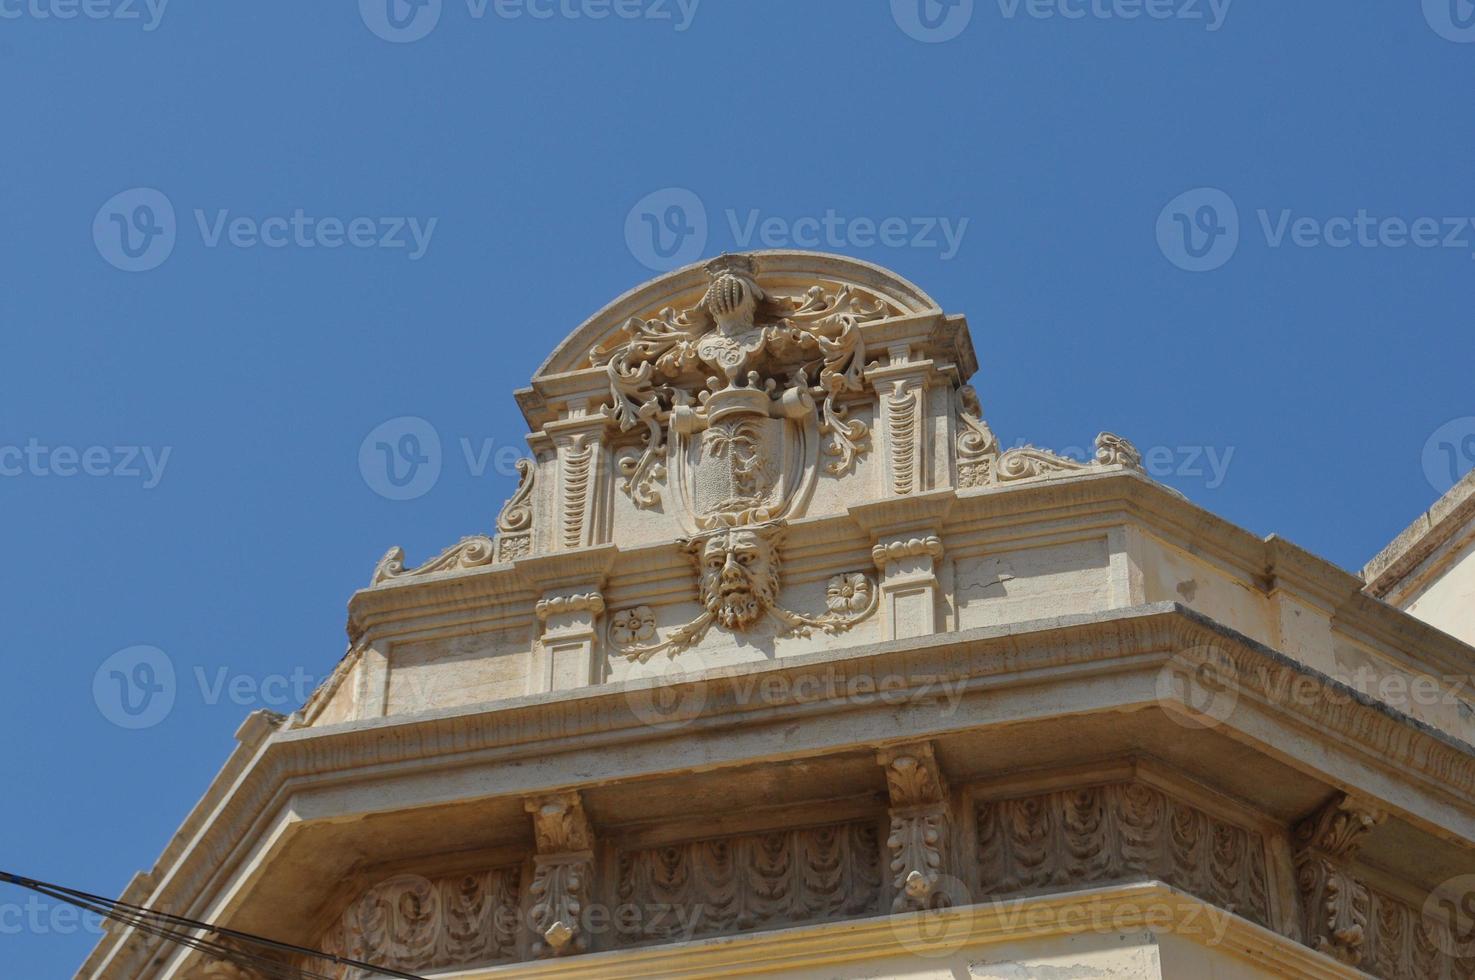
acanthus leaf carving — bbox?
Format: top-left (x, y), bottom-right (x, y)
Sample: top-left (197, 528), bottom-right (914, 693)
top-left (1292, 793), bottom-right (1387, 966)
top-left (879, 745), bottom-right (949, 913)
top-left (525, 792), bottom-right (595, 958)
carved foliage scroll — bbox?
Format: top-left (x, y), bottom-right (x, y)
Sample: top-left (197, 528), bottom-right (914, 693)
top-left (955, 385), bottom-right (1142, 490)
top-left (311, 869), bottom-right (520, 978)
top-left (975, 781), bottom-right (1271, 928)
top-left (614, 821), bottom-right (882, 946)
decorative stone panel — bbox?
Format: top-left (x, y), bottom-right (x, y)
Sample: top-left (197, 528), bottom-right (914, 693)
top-left (975, 780), bottom-right (1272, 929)
top-left (613, 819), bottom-right (883, 946)
top-left (310, 867), bottom-right (521, 978)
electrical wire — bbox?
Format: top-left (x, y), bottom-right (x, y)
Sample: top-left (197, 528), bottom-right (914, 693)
top-left (0, 872), bottom-right (428, 980)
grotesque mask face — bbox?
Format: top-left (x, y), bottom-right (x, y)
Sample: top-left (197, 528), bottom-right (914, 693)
top-left (690, 525), bottom-right (782, 631)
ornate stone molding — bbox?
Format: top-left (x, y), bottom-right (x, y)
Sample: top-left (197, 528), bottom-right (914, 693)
top-left (535, 593), bottom-right (606, 622)
top-left (494, 457), bottom-right (536, 562)
top-left (371, 536), bottom-right (497, 586)
top-left (611, 523), bottom-right (878, 662)
top-left (526, 792), bottom-right (596, 958)
top-left (955, 385), bottom-right (1142, 489)
top-left (592, 255), bottom-right (896, 512)
top-left (871, 535), bottom-right (944, 569)
top-left (614, 820), bottom-right (882, 945)
top-left (975, 779), bottom-right (1273, 930)
top-left (879, 743), bottom-right (949, 913)
top-left (1292, 792), bottom-right (1387, 966)
top-left (310, 868), bottom-right (521, 976)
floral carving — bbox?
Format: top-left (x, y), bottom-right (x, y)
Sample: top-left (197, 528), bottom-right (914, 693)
top-left (371, 536), bottom-right (497, 586)
top-left (309, 869), bottom-right (520, 978)
top-left (955, 385), bottom-right (1143, 489)
top-left (526, 793), bottom-right (595, 959)
top-left (609, 606), bottom-right (656, 646)
top-left (976, 780), bottom-right (1271, 928)
top-left (1292, 793), bottom-right (1387, 966)
top-left (879, 746), bottom-right (949, 913)
top-left (826, 573), bottom-right (872, 615)
top-left (592, 255), bottom-right (894, 510)
top-left (614, 820), bottom-right (882, 945)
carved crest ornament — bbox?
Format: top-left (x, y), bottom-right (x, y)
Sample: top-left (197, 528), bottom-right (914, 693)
top-left (589, 255), bottom-right (893, 660)
top-left (367, 253), bottom-right (1146, 663)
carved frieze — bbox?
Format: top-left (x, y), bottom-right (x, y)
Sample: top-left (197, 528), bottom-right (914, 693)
top-left (614, 820), bottom-right (883, 946)
top-left (975, 780), bottom-right (1272, 928)
top-left (311, 869), bottom-right (521, 978)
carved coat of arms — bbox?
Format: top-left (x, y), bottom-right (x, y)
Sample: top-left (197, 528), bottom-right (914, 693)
top-left (592, 255), bottom-right (887, 659)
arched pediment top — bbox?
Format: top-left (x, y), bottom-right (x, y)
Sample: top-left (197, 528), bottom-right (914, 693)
top-left (530, 250), bottom-right (945, 383)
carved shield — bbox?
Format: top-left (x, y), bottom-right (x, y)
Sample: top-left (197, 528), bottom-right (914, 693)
top-left (670, 412), bottom-right (818, 532)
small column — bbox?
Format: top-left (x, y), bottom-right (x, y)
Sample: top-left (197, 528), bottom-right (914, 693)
top-left (1291, 792), bottom-right (1386, 966)
top-left (872, 534), bottom-right (944, 640)
top-left (878, 742), bottom-right (950, 913)
top-left (525, 791), bottom-right (596, 958)
top-left (535, 591), bottom-right (605, 692)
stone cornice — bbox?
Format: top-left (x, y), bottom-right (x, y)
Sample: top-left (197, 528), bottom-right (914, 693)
top-left (82, 602), bottom-right (1475, 979)
top-left (1364, 467), bottom-right (1475, 598)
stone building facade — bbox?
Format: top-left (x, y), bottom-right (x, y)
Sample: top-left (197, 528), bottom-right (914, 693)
top-left (81, 253), bottom-right (1475, 979)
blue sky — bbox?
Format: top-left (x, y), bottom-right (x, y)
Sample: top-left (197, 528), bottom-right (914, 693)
top-left (3, 1), bottom-right (1474, 974)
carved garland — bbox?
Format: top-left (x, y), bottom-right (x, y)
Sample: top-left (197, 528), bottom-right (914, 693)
top-left (609, 523), bottom-right (878, 662)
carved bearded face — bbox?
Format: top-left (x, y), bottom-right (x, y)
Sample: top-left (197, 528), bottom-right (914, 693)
top-left (690, 526), bottom-right (781, 631)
